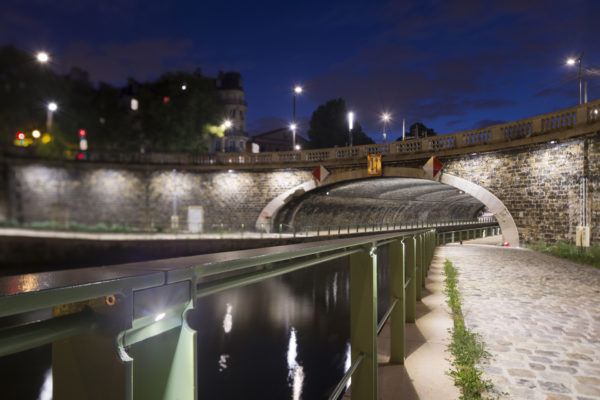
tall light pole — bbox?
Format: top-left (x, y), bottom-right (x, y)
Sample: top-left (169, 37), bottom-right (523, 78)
top-left (222, 120), bottom-right (232, 152)
top-left (348, 111), bottom-right (354, 147)
top-left (290, 123), bottom-right (297, 151)
top-left (293, 86), bottom-right (302, 149)
top-left (567, 53), bottom-right (584, 105)
top-left (46, 102), bottom-right (57, 130)
top-left (381, 113), bottom-right (390, 142)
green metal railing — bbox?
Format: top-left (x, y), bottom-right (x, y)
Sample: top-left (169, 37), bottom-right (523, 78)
top-left (0, 228), bottom-right (444, 399)
top-left (436, 225), bottom-right (502, 245)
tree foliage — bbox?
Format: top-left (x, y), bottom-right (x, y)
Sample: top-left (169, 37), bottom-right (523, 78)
top-left (307, 98), bottom-right (374, 149)
top-left (0, 45), bottom-right (225, 156)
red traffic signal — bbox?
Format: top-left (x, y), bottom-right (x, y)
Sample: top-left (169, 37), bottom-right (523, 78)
top-left (79, 129), bottom-right (86, 137)
top-left (16, 132), bottom-right (25, 140)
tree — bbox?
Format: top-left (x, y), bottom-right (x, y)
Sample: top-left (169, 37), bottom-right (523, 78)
top-left (307, 98), bottom-right (374, 149)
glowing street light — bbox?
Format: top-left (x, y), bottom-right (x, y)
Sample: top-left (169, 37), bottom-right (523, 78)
top-left (348, 111), bottom-right (354, 146)
top-left (290, 123), bottom-right (297, 150)
top-left (46, 102), bottom-right (57, 129)
top-left (32, 130), bottom-right (41, 139)
top-left (292, 85), bottom-right (303, 149)
top-left (567, 53), bottom-right (584, 104)
top-left (221, 120), bottom-right (232, 152)
top-left (181, 84), bottom-right (187, 91)
top-left (36, 52), bottom-right (49, 63)
top-left (381, 113), bottom-right (391, 142)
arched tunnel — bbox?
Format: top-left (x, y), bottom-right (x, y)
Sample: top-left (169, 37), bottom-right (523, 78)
top-left (273, 177), bottom-right (489, 229)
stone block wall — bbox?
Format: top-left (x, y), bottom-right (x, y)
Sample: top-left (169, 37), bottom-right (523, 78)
top-left (4, 161), bottom-right (311, 232)
top-left (443, 138), bottom-right (595, 244)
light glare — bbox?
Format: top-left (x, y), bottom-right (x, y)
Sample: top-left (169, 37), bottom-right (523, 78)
top-left (47, 102), bottom-right (57, 112)
top-left (294, 86), bottom-right (303, 94)
top-left (348, 112), bottom-right (354, 130)
top-left (290, 123), bottom-right (297, 131)
top-left (37, 52), bottom-right (49, 63)
top-left (566, 58), bottom-right (576, 65)
top-left (223, 120), bottom-right (232, 128)
top-left (381, 113), bottom-right (390, 122)
top-left (154, 312), bottom-right (166, 322)
top-left (32, 130), bottom-right (41, 138)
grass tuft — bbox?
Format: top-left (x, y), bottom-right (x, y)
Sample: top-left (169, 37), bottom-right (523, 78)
top-left (443, 259), bottom-right (502, 399)
top-left (528, 241), bottom-right (600, 268)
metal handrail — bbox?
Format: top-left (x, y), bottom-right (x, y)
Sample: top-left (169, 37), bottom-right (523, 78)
top-left (377, 297), bottom-right (400, 335)
top-left (328, 353), bottom-right (366, 400)
top-left (0, 228), bottom-right (442, 399)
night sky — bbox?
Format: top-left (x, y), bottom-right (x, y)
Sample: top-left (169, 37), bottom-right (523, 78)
top-left (2, 0), bottom-right (599, 142)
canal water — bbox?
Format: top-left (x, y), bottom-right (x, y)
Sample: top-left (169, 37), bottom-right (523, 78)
top-left (0, 247), bottom-right (391, 399)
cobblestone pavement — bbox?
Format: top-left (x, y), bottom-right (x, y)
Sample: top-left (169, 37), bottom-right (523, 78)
top-left (437, 243), bottom-right (600, 400)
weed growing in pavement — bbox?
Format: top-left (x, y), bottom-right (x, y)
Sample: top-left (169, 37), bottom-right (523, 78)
top-left (443, 259), bottom-right (503, 399)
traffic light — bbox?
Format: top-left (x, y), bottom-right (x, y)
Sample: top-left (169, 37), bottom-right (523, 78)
top-left (16, 132), bottom-right (25, 146)
top-left (78, 129), bottom-right (88, 160)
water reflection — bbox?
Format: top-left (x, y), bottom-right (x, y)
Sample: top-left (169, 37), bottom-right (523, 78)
top-left (287, 327), bottom-right (304, 400)
top-left (38, 368), bottom-right (52, 400)
top-left (223, 303), bottom-right (233, 334)
top-left (344, 342), bottom-right (351, 389)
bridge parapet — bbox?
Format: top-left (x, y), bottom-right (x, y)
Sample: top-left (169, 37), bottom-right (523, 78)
top-left (183, 99), bottom-right (600, 166)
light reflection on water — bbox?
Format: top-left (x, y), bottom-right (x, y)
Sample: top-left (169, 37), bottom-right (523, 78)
top-left (38, 368), bottom-right (52, 400)
top-left (287, 327), bottom-right (304, 400)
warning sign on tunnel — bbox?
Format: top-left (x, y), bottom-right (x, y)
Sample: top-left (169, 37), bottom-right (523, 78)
top-left (367, 154), bottom-right (382, 176)
top-left (424, 156), bottom-right (444, 179)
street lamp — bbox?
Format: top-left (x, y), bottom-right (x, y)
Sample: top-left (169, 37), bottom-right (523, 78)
top-left (36, 52), bottom-right (49, 64)
top-left (348, 111), bottom-right (354, 147)
top-left (221, 120), bottom-right (232, 152)
top-left (292, 85), bottom-right (302, 147)
top-left (567, 53), bottom-right (584, 104)
top-left (46, 102), bottom-right (57, 130)
top-left (381, 113), bottom-right (390, 142)
top-left (290, 123), bottom-right (297, 150)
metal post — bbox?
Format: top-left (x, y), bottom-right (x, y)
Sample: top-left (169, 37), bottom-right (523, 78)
top-left (350, 248), bottom-right (377, 399)
top-left (415, 234), bottom-right (422, 300)
top-left (389, 240), bottom-right (406, 364)
top-left (405, 236), bottom-right (416, 323)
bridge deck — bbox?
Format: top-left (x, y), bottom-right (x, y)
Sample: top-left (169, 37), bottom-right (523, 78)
top-left (438, 242), bottom-right (600, 399)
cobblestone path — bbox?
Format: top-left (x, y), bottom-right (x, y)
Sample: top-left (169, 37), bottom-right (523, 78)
top-left (438, 244), bottom-right (600, 400)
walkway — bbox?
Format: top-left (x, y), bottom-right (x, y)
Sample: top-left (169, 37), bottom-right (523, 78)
top-left (438, 242), bottom-right (600, 399)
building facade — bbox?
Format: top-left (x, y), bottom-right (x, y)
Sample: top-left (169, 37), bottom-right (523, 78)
top-left (211, 72), bottom-right (249, 153)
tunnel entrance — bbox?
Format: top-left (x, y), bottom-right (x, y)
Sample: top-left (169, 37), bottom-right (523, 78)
top-left (273, 177), bottom-right (487, 230)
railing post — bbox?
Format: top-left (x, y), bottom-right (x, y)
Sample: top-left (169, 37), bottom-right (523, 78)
top-left (350, 248), bottom-right (378, 399)
top-left (415, 234), bottom-right (423, 300)
top-left (389, 240), bottom-right (406, 364)
top-left (128, 282), bottom-right (196, 400)
top-left (405, 235), bottom-right (416, 323)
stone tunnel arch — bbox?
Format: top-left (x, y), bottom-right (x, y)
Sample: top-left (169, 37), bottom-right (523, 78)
top-left (256, 166), bottom-right (520, 247)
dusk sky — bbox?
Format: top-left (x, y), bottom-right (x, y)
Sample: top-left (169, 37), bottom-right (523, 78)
top-left (2, 0), bottom-right (599, 142)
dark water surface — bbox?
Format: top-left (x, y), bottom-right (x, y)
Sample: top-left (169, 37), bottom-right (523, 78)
top-left (0, 248), bottom-right (391, 399)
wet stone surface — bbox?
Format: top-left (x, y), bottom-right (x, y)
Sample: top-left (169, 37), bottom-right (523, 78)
top-left (438, 244), bottom-right (600, 400)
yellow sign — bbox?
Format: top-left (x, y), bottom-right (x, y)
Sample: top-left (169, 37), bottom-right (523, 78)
top-left (367, 154), bottom-right (382, 176)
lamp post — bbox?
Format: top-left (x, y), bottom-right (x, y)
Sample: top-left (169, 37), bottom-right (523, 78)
top-left (292, 86), bottom-right (302, 149)
top-left (381, 113), bottom-right (390, 143)
top-left (567, 53), bottom-right (584, 105)
top-left (348, 111), bottom-right (354, 147)
top-left (290, 123), bottom-right (297, 151)
top-left (222, 120), bottom-right (232, 152)
top-left (46, 102), bottom-right (57, 130)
